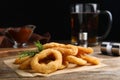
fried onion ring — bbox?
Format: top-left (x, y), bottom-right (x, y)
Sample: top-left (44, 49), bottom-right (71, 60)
top-left (14, 56), bottom-right (30, 64)
top-left (66, 55), bottom-right (87, 66)
top-left (77, 46), bottom-right (94, 55)
top-left (43, 42), bottom-right (65, 49)
top-left (50, 44), bottom-right (78, 56)
top-left (31, 49), bottom-right (62, 74)
top-left (19, 57), bottom-right (32, 70)
top-left (80, 54), bottom-right (100, 65)
top-left (43, 42), bottom-right (78, 55)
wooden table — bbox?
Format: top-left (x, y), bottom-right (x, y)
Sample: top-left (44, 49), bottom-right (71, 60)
top-left (1, 45), bottom-right (120, 80)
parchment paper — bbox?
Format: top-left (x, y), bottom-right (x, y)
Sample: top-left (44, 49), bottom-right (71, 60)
top-left (4, 58), bottom-right (107, 77)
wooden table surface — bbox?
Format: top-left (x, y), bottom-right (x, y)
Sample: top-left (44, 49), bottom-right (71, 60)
top-left (1, 45), bottom-right (120, 80)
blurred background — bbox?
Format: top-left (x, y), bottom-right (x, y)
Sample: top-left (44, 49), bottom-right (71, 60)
top-left (0, 0), bottom-right (119, 42)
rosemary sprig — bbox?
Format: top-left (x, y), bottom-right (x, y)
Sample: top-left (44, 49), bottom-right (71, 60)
top-left (19, 41), bottom-right (43, 58)
top-left (34, 40), bottom-right (43, 51)
top-left (19, 51), bottom-right (36, 58)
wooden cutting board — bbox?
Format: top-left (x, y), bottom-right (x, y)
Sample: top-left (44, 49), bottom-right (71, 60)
top-left (0, 45), bottom-right (37, 58)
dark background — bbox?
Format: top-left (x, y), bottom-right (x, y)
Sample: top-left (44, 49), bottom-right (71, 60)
top-left (0, 0), bottom-right (119, 42)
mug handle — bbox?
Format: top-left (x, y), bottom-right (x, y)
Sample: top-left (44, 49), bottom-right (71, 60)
top-left (97, 10), bottom-right (112, 41)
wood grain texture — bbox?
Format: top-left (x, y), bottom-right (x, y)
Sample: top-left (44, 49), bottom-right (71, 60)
top-left (0, 45), bottom-right (37, 58)
top-left (1, 46), bottom-right (120, 80)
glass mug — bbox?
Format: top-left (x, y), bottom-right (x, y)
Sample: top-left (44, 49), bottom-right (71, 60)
top-left (70, 3), bottom-right (112, 47)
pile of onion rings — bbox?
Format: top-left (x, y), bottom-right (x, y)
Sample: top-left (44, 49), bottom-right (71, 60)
top-left (14, 42), bottom-right (100, 74)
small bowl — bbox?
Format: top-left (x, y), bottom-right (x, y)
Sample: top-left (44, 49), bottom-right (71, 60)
top-left (7, 25), bottom-right (36, 48)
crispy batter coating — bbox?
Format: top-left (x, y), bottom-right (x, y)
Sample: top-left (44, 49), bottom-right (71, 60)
top-left (14, 56), bottom-right (30, 64)
top-left (31, 49), bottom-right (62, 74)
top-left (80, 54), bottom-right (100, 65)
top-left (43, 42), bottom-right (65, 49)
top-left (77, 46), bottom-right (94, 55)
top-left (19, 57), bottom-right (32, 70)
top-left (50, 44), bottom-right (78, 56)
top-left (66, 55), bottom-right (87, 66)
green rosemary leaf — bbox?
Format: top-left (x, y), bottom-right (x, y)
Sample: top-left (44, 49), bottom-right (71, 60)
top-left (19, 51), bottom-right (30, 58)
top-left (34, 40), bottom-right (43, 51)
top-left (19, 51), bottom-right (37, 58)
top-left (18, 41), bottom-right (43, 58)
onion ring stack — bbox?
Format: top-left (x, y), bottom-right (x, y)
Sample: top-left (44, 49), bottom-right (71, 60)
top-left (14, 42), bottom-right (100, 74)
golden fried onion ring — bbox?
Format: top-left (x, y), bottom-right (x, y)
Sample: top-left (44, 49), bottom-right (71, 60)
top-left (66, 55), bottom-right (87, 66)
top-left (80, 54), bottom-right (100, 65)
top-left (77, 46), bottom-right (94, 55)
top-left (44, 43), bottom-right (78, 56)
top-left (59, 44), bottom-right (78, 55)
top-left (19, 57), bottom-right (32, 70)
top-left (43, 42), bottom-right (65, 49)
top-left (31, 49), bottom-right (62, 74)
top-left (14, 56), bottom-right (31, 64)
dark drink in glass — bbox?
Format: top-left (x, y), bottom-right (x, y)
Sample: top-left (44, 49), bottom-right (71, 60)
top-left (71, 12), bottom-right (99, 46)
